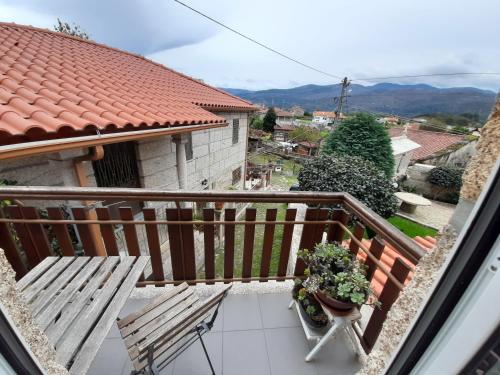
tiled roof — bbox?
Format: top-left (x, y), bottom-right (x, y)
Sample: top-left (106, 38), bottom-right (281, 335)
top-left (0, 23), bottom-right (255, 141)
top-left (275, 108), bottom-right (294, 117)
top-left (313, 111), bottom-right (336, 117)
top-left (297, 141), bottom-right (318, 148)
top-left (352, 235), bottom-right (436, 297)
top-left (275, 124), bottom-right (295, 131)
top-left (389, 128), bottom-right (464, 161)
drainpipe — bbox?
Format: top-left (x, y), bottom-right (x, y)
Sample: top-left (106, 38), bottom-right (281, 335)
top-left (172, 135), bottom-right (188, 190)
top-left (72, 146), bottom-right (106, 256)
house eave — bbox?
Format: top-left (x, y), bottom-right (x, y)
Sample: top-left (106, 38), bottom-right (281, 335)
top-left (0, 123), bottom-right (227, 161)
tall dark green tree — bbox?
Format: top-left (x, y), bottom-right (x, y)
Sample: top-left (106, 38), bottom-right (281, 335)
top-left (262, 107), bottom-right (277, 133)
top-left (323, 113), bottom-right (395, 177)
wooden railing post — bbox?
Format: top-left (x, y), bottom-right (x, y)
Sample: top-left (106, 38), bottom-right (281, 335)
top-left (294, 208), bottom-right (329, 276)
top-left (365, 237), bottom-right (386, 282)
top-left (6, 206), bottom-right (40, 267)
top-left (0, 208), bottom-right (27, 279)
top-left (277, 208), bottom-right (297, 280)
top-left (362, 257), bottom-right (412, 352)
top-left (260, 208), bottom-right (277, 281)
top-left (242, 208), bottom-right (257, 282)
top-left (348, 222), bottom-right (365, 256)
top-left (166, 208), bottom-right (184, 281)
top-left (179, 208), bottom-right (196, 281)
top-left (224, 208), bottom-right (236, 282)
top-left (327, 208), bottom-right (350, 243)
top-left (46, 207), bottom-right (75, 256)
top-left (143, 208), bottom-right (165, 283)
top-left (203, 208), bottom-right (215, 284)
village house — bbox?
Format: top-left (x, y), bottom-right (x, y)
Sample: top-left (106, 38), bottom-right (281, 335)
top-left (0, 23), bottom-right (255, 273)
top-left (0, 23), bottom-right (255, 193)
top-left (295, 140), bottom-right (319, 157)
top-left (274, 108), bottom-right (295, 125)
top-left (312, 111), bottom-right (337, 125)
top-left (389, 128), bottom-right (469, 167)
top-left (273, 123), bottom-right (296, 142)
top-left (289, 105), bottom-right (305, 117)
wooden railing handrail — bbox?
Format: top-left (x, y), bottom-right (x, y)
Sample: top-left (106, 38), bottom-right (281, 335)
top-left (0, 186), bottom-right (425, 263)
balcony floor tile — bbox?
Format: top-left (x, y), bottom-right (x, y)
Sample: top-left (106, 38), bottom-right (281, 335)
top-left (89, 292), bottom-right (361, 375)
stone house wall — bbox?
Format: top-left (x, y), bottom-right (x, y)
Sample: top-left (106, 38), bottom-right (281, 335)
top-left (0, 112), bottom-right (249, 278)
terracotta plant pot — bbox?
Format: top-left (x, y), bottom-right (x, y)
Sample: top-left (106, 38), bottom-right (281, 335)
top-left (315, 290), bottom-right (357, 312)
top-left (214, 202), bottom-right (224, 210)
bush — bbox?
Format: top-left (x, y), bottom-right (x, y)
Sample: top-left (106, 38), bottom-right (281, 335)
top-left (298, 154), bottom-right (398, 218)
top-left (323, 113), bottom-right (395, 177)
top-left (427, 166), bottom-right (464, 189)
top-left (427, 166), bottom-right (464, 202)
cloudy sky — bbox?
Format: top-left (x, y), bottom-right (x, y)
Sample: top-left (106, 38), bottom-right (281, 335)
top-left (1, 0), bottom-right (499, 91)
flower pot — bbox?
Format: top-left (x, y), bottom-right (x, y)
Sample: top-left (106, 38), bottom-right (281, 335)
top-left (315, 290), bottom-right (357, 312)
top-left (297, 299), bottom-right (328, 328)
top-left (214, 202), bottom-right (224, 210)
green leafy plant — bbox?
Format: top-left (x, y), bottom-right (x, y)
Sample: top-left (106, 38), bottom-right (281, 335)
top-left (323, 113), bottom-right (395, 177)
top-left (298, 243), bottom-right (378, 307)
top-left (298, 154), bottom-right (398, 218)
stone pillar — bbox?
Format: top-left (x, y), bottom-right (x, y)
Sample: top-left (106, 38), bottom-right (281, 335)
top-left (172, 134), bottom-right (188, 190)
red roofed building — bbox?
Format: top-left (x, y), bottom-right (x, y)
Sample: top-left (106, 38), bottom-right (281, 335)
top-left (0, 23), bottom-right (256, 197)
top-left (388, 128), bottom-right (465, 162)
top-left (273, 123), bottom-right (296, 142)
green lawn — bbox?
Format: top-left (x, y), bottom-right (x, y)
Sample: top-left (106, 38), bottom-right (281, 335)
top-left (214, 202), bottom-right (289, 278)
top-left (387, 216), bottom-right (437, 238)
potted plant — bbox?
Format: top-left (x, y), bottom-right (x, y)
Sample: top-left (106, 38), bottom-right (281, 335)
top-left (297, 243), bottom-right (379, 313)
top-left (292, 280), bottom-right (328, 328)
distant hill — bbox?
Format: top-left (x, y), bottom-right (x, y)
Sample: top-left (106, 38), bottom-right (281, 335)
top-left (223, 83), bottom-right (497, 120)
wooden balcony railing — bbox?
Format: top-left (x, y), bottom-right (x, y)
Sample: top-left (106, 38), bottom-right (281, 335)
top-left (0, 186), bottom-right (424, 353)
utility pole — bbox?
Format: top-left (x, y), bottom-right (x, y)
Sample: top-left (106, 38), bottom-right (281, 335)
top-left (334, 77), bottom-right (350, 125)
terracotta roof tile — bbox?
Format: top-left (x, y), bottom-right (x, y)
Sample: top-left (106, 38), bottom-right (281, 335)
top-left (0, 23), bottom-right (256, 141)
top-left (389, 128), bottom-right (464, 161)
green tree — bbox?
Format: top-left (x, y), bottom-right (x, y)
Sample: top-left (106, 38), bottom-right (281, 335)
top-left (250, 116), bottom-right (264, 130)
top-left (290, 125), bottom-right (321, 143)
top-left (298, 155), bottom-right (398, 218)
top-left (54, 18), bottom-right (90, 40)
top-left (323, 113), bottom-right (395, 177)
top-left (263, 108), bottom-right (277, 133)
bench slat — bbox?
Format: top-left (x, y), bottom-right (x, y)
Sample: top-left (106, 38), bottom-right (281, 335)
top-left (17, 257), bottom-right (59, 291)
top-left (23, 257), bottom-right (75, 303)
top-left (36, 257), bottom-right (105, 330)
top-left (30, 257), bottom-right (90, 317)
top-left (45, 257), bottom-right (120, 344)
top-left (56, 257), bottom-right (136, 366)
top-left (69, 256), bottom-right (150, 375)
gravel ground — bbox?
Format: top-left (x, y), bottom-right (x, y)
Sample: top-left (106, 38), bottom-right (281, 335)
top-left (398, 199), bottom-right (455, 229)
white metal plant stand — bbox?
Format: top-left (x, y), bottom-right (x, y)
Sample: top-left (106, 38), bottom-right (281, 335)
top-left (289, 299), bottom-right (362, 361)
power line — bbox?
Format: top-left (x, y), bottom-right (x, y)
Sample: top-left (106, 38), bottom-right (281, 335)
top-left (174, 0), bottom-right (343, 80)
top-left (174, 1), bottom-right (500, 84)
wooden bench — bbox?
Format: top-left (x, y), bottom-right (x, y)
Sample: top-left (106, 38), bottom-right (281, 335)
top-left (118, 282), bottom-right (232, 375)
top-left (17, 256), bottom-right (150, 375)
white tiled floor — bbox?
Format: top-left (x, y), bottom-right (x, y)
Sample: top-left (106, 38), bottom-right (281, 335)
top-left (88, 292), bottom-right (361, 375)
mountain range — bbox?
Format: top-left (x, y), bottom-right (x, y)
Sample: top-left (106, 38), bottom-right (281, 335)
top-left (223, 83), bottom-right (497, 120)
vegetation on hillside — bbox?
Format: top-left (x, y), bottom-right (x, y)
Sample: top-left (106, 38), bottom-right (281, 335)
top-left (323, 113), bottom-right (395, 177)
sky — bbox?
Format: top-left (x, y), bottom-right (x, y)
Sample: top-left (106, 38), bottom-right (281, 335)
top-left (1, 0), bottom-right (499, 92)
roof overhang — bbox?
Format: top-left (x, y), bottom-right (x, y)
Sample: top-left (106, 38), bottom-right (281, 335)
top-left (0, 123), bottom-right (227, 161)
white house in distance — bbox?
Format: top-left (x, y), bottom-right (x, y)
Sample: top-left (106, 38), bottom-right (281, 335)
top-left (391, 135), bottom-right (421, 177)
top-left (312, 111), bottom-right (337, 125)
